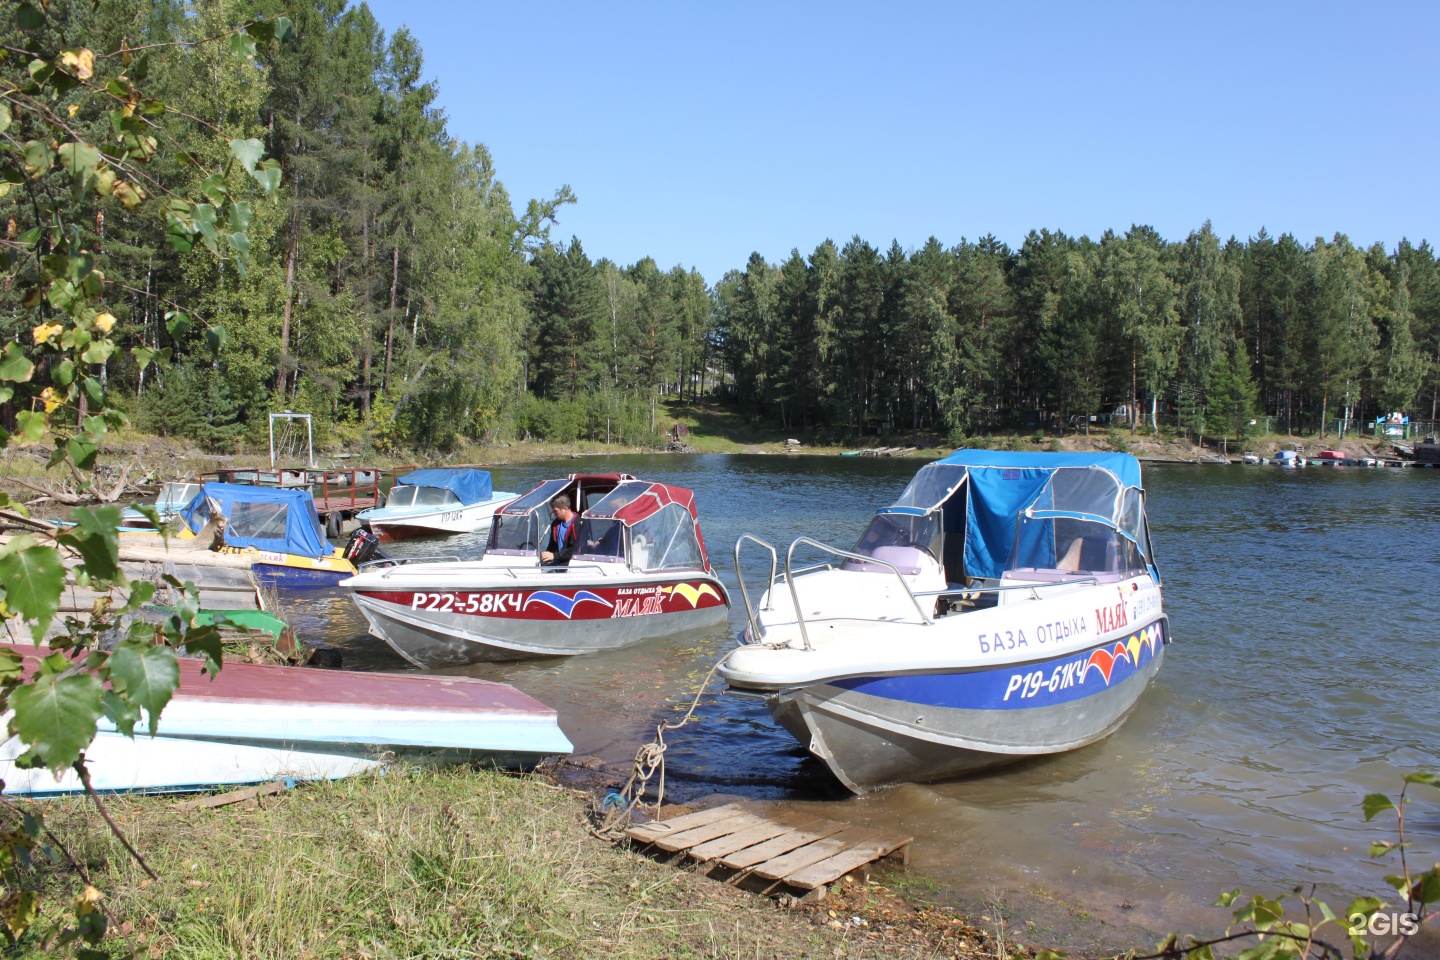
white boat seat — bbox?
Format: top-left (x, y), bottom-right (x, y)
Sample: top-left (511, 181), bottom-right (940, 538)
top-left (845, 545), bottom-right (927, 576)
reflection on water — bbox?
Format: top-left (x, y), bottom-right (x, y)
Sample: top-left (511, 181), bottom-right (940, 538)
top-left (280, 455), bottom-right (1440, 945)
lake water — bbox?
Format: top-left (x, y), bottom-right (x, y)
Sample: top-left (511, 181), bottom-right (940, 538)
top-left (286, 454), bottom-right (1440, 950)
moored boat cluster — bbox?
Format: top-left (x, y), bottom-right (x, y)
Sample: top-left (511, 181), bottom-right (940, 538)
top-left (2, 452), bottom-right (1170, 801)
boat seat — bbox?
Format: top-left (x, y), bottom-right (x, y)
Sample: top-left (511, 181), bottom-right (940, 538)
top-left (844, 546), bottom-right (926, 576)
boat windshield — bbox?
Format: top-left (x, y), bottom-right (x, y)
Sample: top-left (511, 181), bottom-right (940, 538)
top-left (888, 463), bottom-right (967, 512)
top-left (488, 511), bottom-right (545, 554)
top-left (387, 485), bottom-right (461, 509)
top-left (573, 518), bottom-right (625, 562)
top-left (841, 512), bottom-right (941, 576)
top-left (157, 482), bottom-right (201, 512)
top-left (501, 479), bottom-right (568, 516)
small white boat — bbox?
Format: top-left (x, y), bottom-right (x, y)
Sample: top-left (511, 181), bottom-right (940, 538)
top-left (720, 451), bottom-right (1168, 794)
top-left (0, 644), bottom-right (572, 795)
top-left (357, 469), bottom-right (517, 542)
top-left (341, 474), bottom-right (730, 666)
top-left (120, 481), bottom-right (202, 529)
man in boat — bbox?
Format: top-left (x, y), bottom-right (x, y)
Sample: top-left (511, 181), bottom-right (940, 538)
top-left (582, 498), bottom-right (627, 558)
top-left (540, 495), bottom-right (579, 566)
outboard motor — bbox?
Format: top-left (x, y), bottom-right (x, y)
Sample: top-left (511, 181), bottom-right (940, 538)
top-left (343, 527), bottom-right (385, 566)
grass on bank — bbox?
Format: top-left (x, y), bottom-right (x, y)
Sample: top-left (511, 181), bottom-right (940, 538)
top-left (11, 767), bottom-right (962, 960)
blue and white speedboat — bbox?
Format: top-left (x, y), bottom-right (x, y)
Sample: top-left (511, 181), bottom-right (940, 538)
top-left (720, 450), bottom-right (1168, 793)
top-left (357, 469), bottom-right (517, 542)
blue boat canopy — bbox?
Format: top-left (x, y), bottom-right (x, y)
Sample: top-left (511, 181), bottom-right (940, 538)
top-left (876, 451), bottom-right (1151, 580)
top-left (396, 468), bottom-right (493, 505)
top-left (180, 483), bottom-right (331, 559)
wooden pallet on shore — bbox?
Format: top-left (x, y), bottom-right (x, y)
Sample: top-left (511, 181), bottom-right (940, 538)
top-left (624, 803), bottom-right (911, 900)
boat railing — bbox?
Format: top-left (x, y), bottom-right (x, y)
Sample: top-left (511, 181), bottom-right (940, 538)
top-left (364, 558), bottom-right (612, 578)
top-left (910, 577), bottom-right (1100, 603)
top-left (786, 537), bottom-right (933, 651)
top-left (734, 534), bottom-right (778, 642)
top-left (361, 555), bottom-right (464, 570)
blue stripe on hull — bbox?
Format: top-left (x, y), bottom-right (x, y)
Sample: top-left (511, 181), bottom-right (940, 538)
top-left (829, 618), bottom-right (1166, 712)
top-left (252, 563), bottom-right (350, 589)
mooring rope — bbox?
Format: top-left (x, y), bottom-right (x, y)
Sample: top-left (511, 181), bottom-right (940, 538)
top-left (598, 653), bottom-right (726, 835)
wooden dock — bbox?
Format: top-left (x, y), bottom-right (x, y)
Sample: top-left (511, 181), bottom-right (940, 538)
top-left (625, 803), bottom-right (911, 900)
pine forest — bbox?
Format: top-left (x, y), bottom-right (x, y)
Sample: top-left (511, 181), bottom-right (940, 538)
top-left (5, 1), bottom-right (1439, 455)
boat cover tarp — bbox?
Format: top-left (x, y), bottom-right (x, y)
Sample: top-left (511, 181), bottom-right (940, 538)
top-left (180, 483), bottom-right (331, 559)
top-left (396, 468), bottom-right (493, 505)
top-left (883, 451), bottom-right (1147, 579)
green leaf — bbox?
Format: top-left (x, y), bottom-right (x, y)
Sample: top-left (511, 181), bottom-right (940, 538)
top-left (1414, 867), bottom-right (1440, 904)
top-left (1344, 896), bottom-right (1382, 922)
top-left (253, 158), bottom-right (282, 195)
top-left (66, 436), bottom-right (98, 470)
top-left (180, 624), bottom-right (223, 676)
top-left (0, 103), bottom-right (11, 135)
top-left (22, 140), bottom-right (54, 178)
top-left (106, 644), bottom-right (178, 737)
top-left (14, 411), bottom-right (45, 443)
top-left (9, 671), bottom-right (103, 772)
top-left (120, 580), bottom-right (156, 613)
top-left (1403, 771), bottom-right (1440, 787)
top-left (0, 545), bottom-right (64, 640)
top-left (0, 343), bottom-right (35, 382)
top-left (1370, 840), bottom-right (1396, 858)
top-left (230, 31), bottom-right (258, 60)
top-left (0, 649), bottom-right (23, 682)
top-left (80, 339), bottom-right (114, 364)
top-left (56, 141), bottom-right (99, 179)
top-left (131, 346), bottom-right (156, 370)
top-left (229, 200), bottom-right (252, 232)
top-left (56, 506), bottom-right (122, 582)
top-left (15, 4), bottom-right (44, 30)
top-left (1363, 793), bottom-right (1397, 821)
top-left (204, 326), bottom-right (227, 356)
top-left (101, 689), bottom-right (139, 738)
top-left (229, 137), bottom-right (264, 174)
top-left (164, 312), bottom-right (191, 341)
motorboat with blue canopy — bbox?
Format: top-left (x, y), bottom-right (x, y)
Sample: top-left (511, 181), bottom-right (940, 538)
top-left (356, 468), bottom-right (517, 542)
top-left (175, 483), bottom-right (356, 586)
top-left (720, 450), bottom-right (1168, 793)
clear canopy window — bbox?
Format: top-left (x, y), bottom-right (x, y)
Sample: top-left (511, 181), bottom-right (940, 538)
top-left (629, 504), bottom-right (704, 571)
top-left (228, 502), bottom-right (291, 541)
top-left (501, 479), bottom-right (568, 515)
top-left (585, 481), bottom-right (650, 516)
top-left (574, 518), bottom-right (625, 560)
top-left (1009, 516), bottom-right (1147, 576)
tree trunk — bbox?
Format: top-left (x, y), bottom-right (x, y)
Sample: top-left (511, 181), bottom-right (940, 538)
top-left (384, 245), bottom-right (399, 391)
top-left (277, 211), bottom-right (298, 396)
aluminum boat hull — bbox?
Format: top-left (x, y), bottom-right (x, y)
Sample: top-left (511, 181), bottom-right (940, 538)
top-left (348, 573), bottom-right (730, 665)
top-left (763, 624), bottom-right (1164, 792)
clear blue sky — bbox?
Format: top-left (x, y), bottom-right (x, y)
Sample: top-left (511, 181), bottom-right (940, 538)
top-left (359, 1), bottom-right (1436, 284)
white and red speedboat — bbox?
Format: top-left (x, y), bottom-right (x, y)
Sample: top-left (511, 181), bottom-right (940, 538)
top-left (340, 474), bottom-right (730, 666)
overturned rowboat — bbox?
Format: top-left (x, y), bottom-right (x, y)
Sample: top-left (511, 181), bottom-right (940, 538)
top-left (0, 644), bottom-right (572, 795)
